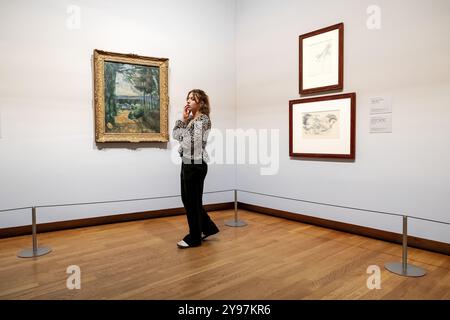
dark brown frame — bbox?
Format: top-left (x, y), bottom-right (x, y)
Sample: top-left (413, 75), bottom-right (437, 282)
top-left (299, 23), bottom-right (344, 95)
top-left (289, 92), bottom-right (356, 159)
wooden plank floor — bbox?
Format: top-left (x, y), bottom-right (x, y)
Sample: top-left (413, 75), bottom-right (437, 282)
top-left (0, 209), bottom-right (449, 300)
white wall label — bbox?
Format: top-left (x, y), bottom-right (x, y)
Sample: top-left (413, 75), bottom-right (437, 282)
top-left (369, 96), bottom-right (392, 114)
top-left (370, 114), bottom-right (392, 133)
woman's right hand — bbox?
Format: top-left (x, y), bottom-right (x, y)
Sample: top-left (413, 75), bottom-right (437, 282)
top-left (182, 105), bottom-right (191, 122)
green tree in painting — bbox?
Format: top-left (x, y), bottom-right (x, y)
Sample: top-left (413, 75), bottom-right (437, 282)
top-left (121, 66), bottom-right (159, 107)
top-left (122, 66), bottom-right (160, 131)
top-left (146, 67), bottom-right (160, 132)
top-left (104, 62), bottom-right (119, 126)
top-left (149, 67), bottom-right (160, 109)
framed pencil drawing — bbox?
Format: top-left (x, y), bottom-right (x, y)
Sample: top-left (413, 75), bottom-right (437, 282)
top-left (289, 93), bottom-right (356, 159)
top-left (299, 23), bottom-right (344, 95)
top-left (94, 49), bottom-right (169, 143)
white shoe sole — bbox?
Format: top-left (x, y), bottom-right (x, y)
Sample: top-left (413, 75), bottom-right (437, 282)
top-left (177, 240), bottom-right (189, 248)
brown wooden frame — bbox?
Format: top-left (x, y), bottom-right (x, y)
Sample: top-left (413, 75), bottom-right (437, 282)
top-left (289, 92), bottom-right (356, 159)
top-left (299, 23), bottom-right (344, 95)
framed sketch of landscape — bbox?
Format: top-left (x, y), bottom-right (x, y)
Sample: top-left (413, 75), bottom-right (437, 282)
top-left (299, 23), bottom-right (343, 95)
top-left (94, 49), bottom-right (169, 143)
top-left (289, 93), bottom-right (356, 159)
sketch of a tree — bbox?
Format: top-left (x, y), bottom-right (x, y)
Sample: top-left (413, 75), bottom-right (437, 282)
top-left (309, 40), bottom-right (333, 77)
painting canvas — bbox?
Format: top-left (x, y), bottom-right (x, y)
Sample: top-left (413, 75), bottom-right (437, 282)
top-left (299, 23), bottom-right (344, 95)
top-left (94, 50), bottom-right (169, 142)
top-left (289, 93), bottom-right (356, 159)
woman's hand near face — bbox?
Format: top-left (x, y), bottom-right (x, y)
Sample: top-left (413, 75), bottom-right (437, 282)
top-left (183, 105), bottom-right (191, 122)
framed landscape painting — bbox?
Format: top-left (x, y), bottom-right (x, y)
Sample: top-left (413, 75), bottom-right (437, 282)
top-left (94, 49), bottom-right (169, 143)
top-left (299, 23), bottom-right (344, 95)
top-left (289, 93), bottom-right (356, 159)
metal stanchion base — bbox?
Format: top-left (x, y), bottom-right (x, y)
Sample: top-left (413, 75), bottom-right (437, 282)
top-left (385, 262), bottom-right (426, 277)
top-left (17, 247), bottom-right (52, 258)
top-left (225, 220), bottom-right (247, 227)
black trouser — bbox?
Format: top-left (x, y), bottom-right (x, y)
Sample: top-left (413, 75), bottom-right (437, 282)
top-left (180, 158), bottom-right (217, 245)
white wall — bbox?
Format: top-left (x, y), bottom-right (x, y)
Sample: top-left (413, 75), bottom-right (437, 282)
top-left (235, 0), bottom-right (450, 243)
top-left (0, 0), bottom-right (237, 227)
top-left (1, 0), bottom-right (449, 244)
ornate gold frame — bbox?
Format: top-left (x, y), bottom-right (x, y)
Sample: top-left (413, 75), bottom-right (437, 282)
top-left (94, 49), bottom-right (169, 143)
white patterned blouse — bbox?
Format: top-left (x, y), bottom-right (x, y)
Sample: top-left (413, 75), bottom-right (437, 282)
top-left (172, 114), bottom-right (211, 163)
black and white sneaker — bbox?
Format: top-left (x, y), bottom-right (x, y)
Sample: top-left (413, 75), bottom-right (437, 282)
top-left (177, 240), bottom-right (190, 249)
top-left (177, 236), bottom-right (201, 249)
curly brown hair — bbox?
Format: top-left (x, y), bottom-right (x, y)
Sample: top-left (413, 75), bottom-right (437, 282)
top-left (187, 89), bottom-right (210, 116)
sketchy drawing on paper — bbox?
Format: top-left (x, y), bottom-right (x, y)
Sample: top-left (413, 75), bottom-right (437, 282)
top-left (308, 39), bottom-right (333, 77)
top-left (302, 110), bottom-right (340, 139)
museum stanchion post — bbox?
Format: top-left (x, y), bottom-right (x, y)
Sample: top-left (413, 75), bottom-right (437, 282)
top-left (225, 189), bottom-right (247, 227)
top-left (17, 206), bottom-right (52, 258)
top-left (384, 215), bottom-right (426, 277)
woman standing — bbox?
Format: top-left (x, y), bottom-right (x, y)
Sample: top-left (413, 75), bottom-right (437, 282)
top-left (172, 89), bottom-right (219, 248)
